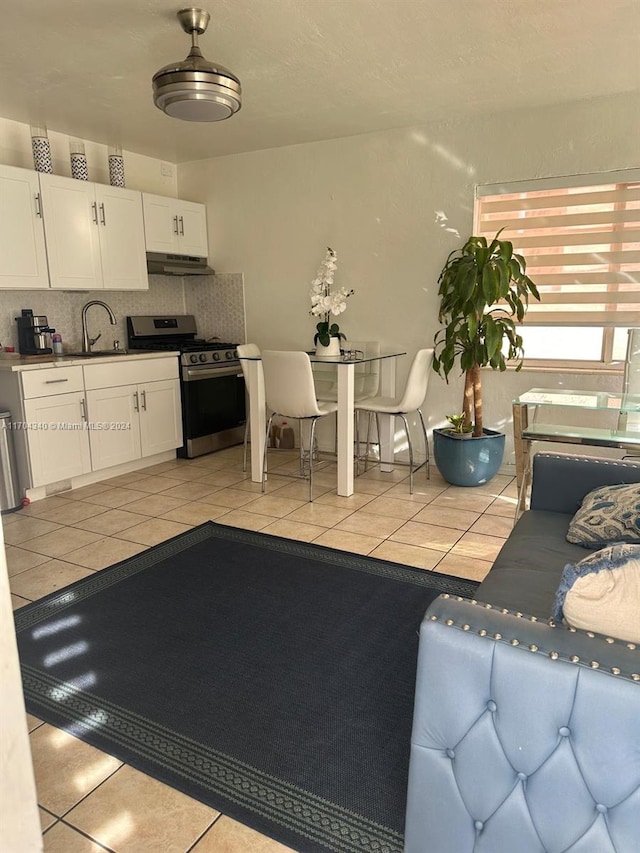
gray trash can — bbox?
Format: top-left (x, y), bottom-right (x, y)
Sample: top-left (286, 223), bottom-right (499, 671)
top-left (0, 411), bottom-right (22, 514)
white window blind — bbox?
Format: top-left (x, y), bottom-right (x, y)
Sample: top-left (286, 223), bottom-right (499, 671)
top-left (475, 170), bottom-right (640, 326)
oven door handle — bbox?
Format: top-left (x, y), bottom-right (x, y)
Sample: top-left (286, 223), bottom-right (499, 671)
top-left (183, 365), bottom-right (243, 381)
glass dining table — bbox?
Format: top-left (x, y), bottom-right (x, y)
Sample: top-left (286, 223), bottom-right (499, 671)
top-left (239, 349), bottom-right (407, 496)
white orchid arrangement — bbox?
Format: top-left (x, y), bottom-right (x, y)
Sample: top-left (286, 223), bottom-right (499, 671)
top-left (309, 247), bottom-right (354, 346)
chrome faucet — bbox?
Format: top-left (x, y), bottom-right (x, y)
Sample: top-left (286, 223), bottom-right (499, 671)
top-left (81, 300), bottom-right (117, 352)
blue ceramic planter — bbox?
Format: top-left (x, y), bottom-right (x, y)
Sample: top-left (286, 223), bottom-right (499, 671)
top-left (433, 427), bottom-right (505, 487)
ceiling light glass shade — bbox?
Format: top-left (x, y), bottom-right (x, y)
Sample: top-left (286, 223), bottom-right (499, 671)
top-left (152, 8), bottom-right (241, 122)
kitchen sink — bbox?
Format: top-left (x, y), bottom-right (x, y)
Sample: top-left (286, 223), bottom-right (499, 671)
top-left (61, 350), bottom-right (130, 358)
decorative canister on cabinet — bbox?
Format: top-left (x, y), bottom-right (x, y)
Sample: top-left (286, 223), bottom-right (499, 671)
top-left (108, 144), bottom-right (125, 187)
top-left (69, 140), bottom-right (88, 180)
top-left (30, 124), bottom-right (53, 173)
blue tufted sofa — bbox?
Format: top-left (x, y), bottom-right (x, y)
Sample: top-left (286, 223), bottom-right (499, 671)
top-left (404, 452), bottom-right (640, 853)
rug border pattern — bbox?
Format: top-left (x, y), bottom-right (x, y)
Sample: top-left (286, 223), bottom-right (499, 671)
top-left (14, 522), bottom-right (479, 633)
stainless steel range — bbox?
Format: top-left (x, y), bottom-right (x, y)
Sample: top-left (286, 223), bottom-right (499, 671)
top-left (127, 315), bottom-right (246, 458)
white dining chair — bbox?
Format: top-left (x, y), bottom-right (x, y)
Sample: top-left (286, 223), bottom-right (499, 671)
top-left (261, 350), bottom-right (339, 501)
top-left (355, 347), bottom-right (434, 494)
top-left (236, 343), bottom-right (263, 472)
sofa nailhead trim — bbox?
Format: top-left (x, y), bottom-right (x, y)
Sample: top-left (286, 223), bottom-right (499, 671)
top-left (628, 643), bottom-right (637, 650)
top-left (570, 655), bottom-right (580, 663)
top-left (605, 637), bottom-right (615, 644)
top-left (493, 633), bottom-right (502, 640)
top-left (590, 661), bottom-right (600, 669)
top-left (510, 639), bottom-right (520, 646)
top-left (462, 624), bottom-right (470, 631)
top-left (445, 619), bottom-right (454, 626)
top-left (529, 644), bottom-right (538, 652)
top-left (611, 667), bottom-right (621, 675)
top-left (632, 674), bottom-right (640, 681)
top-left (550, 651), bottom-right (559, 660)
top-left (479, 629), bottom-right (487, 637)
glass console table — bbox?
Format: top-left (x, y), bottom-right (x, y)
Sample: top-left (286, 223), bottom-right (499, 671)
top-left (513, 388), bottom-right (640, 510)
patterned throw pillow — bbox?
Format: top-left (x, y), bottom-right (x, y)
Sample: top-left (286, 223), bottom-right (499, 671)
top-left (553, 543), bottom-right (640, 643)
top-left (566, 483), bottom-right (640, 547)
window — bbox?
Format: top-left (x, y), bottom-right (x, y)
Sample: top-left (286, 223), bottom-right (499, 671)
top-left (474, 169), bottom-right (640, 367)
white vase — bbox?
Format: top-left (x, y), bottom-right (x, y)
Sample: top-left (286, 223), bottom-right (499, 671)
top-left (315, 337), bottom-right (341, 357)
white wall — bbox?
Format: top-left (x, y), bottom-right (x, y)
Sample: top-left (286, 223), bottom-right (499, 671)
top-left (0, 116), bottom-right (177, 196)
top-left (178, 91), bottom-right (639, 464)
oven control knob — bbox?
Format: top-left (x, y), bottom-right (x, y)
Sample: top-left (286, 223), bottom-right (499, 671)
top-left (199, 353), bottom-right (208, 363)
top-left (189, 354), bottom-right (198, 364)
top-left (226, 350), bottom-right (234, 360)
top-left (213, 351), bottom-right (220, 361)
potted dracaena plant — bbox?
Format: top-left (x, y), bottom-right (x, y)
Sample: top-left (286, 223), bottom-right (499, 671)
top-left (432, 230), bottom-right (539, 486)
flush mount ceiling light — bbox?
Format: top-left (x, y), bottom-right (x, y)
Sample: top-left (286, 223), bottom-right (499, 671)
top-left (152, 7), bottom-right (241, 122)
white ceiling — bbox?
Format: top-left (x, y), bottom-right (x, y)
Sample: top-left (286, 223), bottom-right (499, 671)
top-left (2, 0), bottom-right (638, 164)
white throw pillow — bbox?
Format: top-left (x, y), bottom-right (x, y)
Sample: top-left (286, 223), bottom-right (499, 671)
top-left (553, 543), bottom-right (640, 643)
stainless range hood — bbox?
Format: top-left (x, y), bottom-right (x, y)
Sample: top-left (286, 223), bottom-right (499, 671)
top-left (146, 251), bottom-right (215, 276)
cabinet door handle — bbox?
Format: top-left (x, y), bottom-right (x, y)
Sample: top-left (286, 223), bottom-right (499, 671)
top-left (173, 215), bottom-right (179, 235)
top-left (91, 202), bottom-right (99, 224)
top-left (179, 215), bottom-right (185, 236)
top-left (141, 389), bottom-right (147, 411)
top-left (133, 391), bottom-right (139, 412)
top-left (99, 203), bottom-right (106, 226)
top-left (35, 192), bottom-right (42, 217)
top-left (44, 378), bottom-right (69, 384)
top-left (80, 398), bottom-right (87, 421)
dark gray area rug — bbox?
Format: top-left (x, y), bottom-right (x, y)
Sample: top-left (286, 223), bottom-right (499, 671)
top-left (15, 521), bottom-right (478, 853)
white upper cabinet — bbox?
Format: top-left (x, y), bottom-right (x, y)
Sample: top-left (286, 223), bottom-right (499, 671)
top-left (142, 193), bottom-right (208, 258)
top-left (0, 164), bottom-right (50, 289)
top-left (94, 183), bottom-right (148, 290)
top-left (39, 173), bottom-right (148, 291)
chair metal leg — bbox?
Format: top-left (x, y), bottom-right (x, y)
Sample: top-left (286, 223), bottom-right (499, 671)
top-left (375, 413), bottom-right (383, 468)
top-left (417, 408), bottom-right (430, 480)
top-left (308, 417), bottom-right (319, 501)
top-left (363, 412), bottom-right (374, 473)
top-left (400, 413), bottom-right (415, 494)
top-left (262, 414), bottom-right (274, 493)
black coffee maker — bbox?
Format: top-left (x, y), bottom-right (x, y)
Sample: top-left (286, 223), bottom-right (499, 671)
top-left (15, 309), bottom-right (55, 355)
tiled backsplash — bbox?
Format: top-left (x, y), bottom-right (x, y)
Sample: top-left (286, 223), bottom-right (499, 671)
top-left (0, 274), bottom-right (246, 352)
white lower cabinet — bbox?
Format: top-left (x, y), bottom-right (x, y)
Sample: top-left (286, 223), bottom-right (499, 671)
top-left (86, 378), bottom-right (182, 470)
top-left (84, 358), bottom-right (182, 472)
top-left (137, 378), bottom-right (183, 456)
top-left (3, 357), bottom-right (183, 495)
top-left (22, 392), bottom-right (92, 487)
top-left (84, 385), bottom-right (142, 470)
top-left (18, 365), bottom-right (92, 488)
